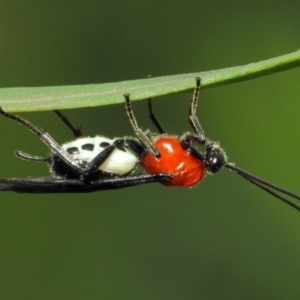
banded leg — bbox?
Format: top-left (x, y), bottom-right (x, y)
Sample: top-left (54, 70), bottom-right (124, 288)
top-left (12, 110), bottom-right (82, 162)
top-left (189, 77), bottom-right (206, 143)
top-left (0, 107), bottom-right (113, 174)
top-left (14, 110), bottom-right (82, 162)
top-left (124, 94), bottom-right (160, 158)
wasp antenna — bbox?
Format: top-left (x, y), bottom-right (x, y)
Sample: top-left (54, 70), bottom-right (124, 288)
top-left (240, 172), bottom-right (300, 212)
top-left (224, 163), bottom-right (300, 212)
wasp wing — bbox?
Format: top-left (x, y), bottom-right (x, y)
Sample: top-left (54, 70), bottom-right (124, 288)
top-left (0, 174), bottom-right (168, 193)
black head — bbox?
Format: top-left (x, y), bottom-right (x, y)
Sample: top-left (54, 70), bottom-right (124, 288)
top-left (205, 142), bottom-right (226, 173)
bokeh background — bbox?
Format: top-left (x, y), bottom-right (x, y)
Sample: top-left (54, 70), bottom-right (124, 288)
top-left (1, 1), bottom-right (300, 299)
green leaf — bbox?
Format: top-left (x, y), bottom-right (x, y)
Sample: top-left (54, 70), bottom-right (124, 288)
top-left (1, 51), bottom-right (300, 112)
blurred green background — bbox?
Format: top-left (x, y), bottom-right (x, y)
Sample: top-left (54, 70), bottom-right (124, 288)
top-left (1, 1), bottom-right (300, 299)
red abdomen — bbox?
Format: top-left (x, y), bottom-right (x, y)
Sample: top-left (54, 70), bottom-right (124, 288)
top-left (140, 136), bottom-right (206, 187)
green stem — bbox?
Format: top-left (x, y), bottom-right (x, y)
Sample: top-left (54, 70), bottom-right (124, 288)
top-left (1, 50), bottom-right (300, 112)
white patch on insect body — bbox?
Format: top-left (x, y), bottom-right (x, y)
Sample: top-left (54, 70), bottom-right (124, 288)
top-left (62, 136), bottom-right (139, 175)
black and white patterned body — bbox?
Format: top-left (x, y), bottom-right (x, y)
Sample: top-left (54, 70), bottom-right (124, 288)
top-left (0, 106), bottom-right (169, 193)
top-left (50, 136), bottom-right (145, 180)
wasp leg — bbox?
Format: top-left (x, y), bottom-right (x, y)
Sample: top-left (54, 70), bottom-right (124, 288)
top-left (54, 110), bottom-right (82, 138)
top-left (124, 94), bottom-right (160, 158)
top-left (0, 108), bottom-right (103, 174)
top-left (188, 77), bottom-right (206, 144)
top-left (147, 99), bottom-right (165, 134)
top-left (15, 150), bottom-right (51, 162)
